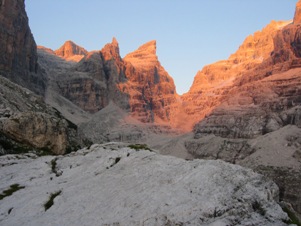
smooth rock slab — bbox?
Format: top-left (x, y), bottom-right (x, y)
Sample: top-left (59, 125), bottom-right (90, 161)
top-left (0, 143), bottom-right (288, 225)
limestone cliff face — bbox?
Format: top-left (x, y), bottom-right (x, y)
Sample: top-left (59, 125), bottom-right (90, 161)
top-left (271, 22), bottom-right (301, 66)
top-left (56, 38), bottom-right (129, 114)
top-left (191, 23), bottom-right (301, 139)
top-left (2, 112), bottom-right (69, 154)
top-left (50, 39), bottom-right (179, 124)
top-left (0, 0), bottom-right (88, 155)
top-left (0, 0), bottom-right (45, 95)
top-left (190, 13), bottom-right (301, 139)
top-left (182, 20), bottom-right (292, 131)
top-left (194, 69), bottom-right (301, 138)
top-left (188, 20), bottom-right (290, 94)
top-left (124, 40), bottom-right (158, 69)
top-left (55, 40), bottom-right (88, 62)
top-left (0, 76), bottom-right (86, 155)
top-left (123, 41), bottom-right (178, 123)
top-left (230, 21), bottom-right (289, 64)
top-left (181, 5), bottom-right (301, 217)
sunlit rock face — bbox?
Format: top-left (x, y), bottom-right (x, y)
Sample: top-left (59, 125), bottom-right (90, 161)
top-left (191, 17), bottom-right (301, 139)
top-left (180, 20), bottom-right (291, 131)
top-left (44, 39), bottom-right (179, 124)
top-left (0, 0), bottom-right (45, 95)
top-left (230, 21), bottom-right (290, 65)
top-left (123, 40), bottom-right (179, 123)
top-left (55, 40), bottom-right (88, 62)
top-left (181, 3), bottom-right (301, 218)
top-left (124, 40), bottom-right (158, 69)
top-left (271, 22), bottom-right (301, 67)
top-left (194, 68), bottom-right (301, 138)
top-left (53, 39), bottom-right (129, 114)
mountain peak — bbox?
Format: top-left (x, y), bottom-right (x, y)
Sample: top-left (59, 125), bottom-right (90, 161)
top-left (55, 40), bottom-right (88, 62)
top-left (137, 40), bottom-right (157, 55)
top-left (112, 37), bottom-right (118, 46)
top-left (64, 40), bottom-right (76, 46)
top-left (123, 40), bottom-right (158, 68)
top-left (101, 37), bottom-right (121, 61)
top-left (228, 20), bottom-right (290, 65)
top-left (294, 0), bottom-right (301, 24)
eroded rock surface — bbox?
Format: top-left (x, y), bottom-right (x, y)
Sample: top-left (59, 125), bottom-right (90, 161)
top-left (185, 125), bottom-right (301, 221)
top-left (0, 145), bottom-right (289, 225)
top-left (0, 76), bottom-right (85, 155)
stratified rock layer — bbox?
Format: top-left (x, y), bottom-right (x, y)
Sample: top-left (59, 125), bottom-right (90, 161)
top-left (52, 39), bottom-right (129, 114)
top-left (191, 18), bottom-right (301, 139)
top-left (181, 20), bottom-right (291, 131)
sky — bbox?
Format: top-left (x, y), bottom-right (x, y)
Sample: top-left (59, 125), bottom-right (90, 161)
top-left (26, 1), bottom-right (297, 94)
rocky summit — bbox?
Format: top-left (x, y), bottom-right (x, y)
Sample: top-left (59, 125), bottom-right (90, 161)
top-left (1, 0), bottom-right (301, 224)
top-left (55, 40), bottom-right (88, 62)
top-left (41, 38), bottom-right (179, 124)
top-left (123, 40), bottom-right (179, 123)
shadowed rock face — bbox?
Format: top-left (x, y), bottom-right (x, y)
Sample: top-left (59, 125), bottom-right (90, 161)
top-left (0, 76), bottom-right (85, 155)
top-left (0, 0), bottom-right (45, 95)
top-left (0, 0), bottom-right (88, 154)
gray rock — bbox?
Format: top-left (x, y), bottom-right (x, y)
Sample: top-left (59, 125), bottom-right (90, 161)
top-left (0, 75), bottom-right (86, 155)
top-left (0, 145), bottom-right (289, 225)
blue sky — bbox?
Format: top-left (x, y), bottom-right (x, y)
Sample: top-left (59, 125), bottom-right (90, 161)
top-left (26, 1), bottom-right (297, 94)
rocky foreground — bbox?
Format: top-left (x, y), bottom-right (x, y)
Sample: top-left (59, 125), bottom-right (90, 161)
top-left (0, 143), bottom-right (290, 226)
